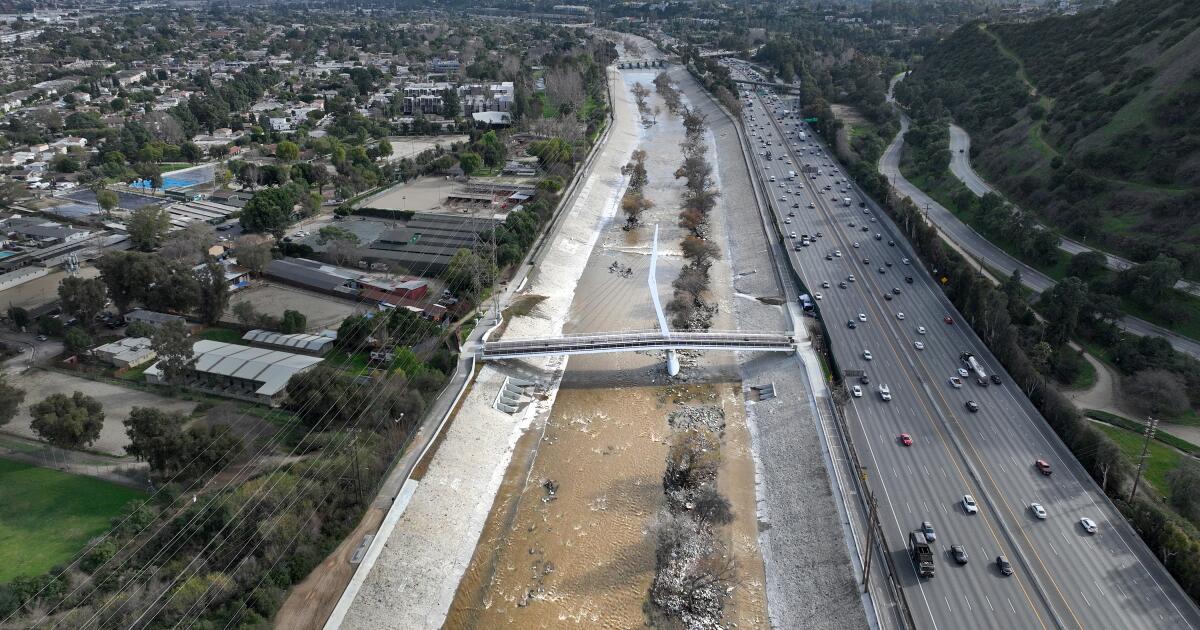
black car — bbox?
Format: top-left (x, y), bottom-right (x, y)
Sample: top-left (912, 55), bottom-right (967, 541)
top-left (892, 287), bottom-right (902, 295)
top-left (976, 377), bottom-right (989, 387)
top-left (860, 374), bottom-right (870, 385)
top-left (847, 320), bottom-right (857, 329)
top-left (951, 545), bottom-right (969, 565)
top-left (884, 293), bottom-right (893, 301)
top-left (862, 258), bottom-right (870, 264)
top-left (825, 254), bottom-right (833, 260)
top-left (861, 226), bottom-right (869, 232)
top-left (991, 374), bottom-right (1002, 385)
top-left (996, 556), bottom-right (1013, 576)
top-left (888, 240), bottom-right (895, 246)
top-left (905, 276), bottom-right (914, 284)
top-left (966, 400), bottom-right (980, 413)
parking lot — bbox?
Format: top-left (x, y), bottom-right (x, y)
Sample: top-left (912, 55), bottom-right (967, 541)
top-left (227, 282), bottom-right (365, 331)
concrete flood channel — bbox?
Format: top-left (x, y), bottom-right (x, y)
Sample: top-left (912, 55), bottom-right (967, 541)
top-left (443, 69), bottom-right (768, 628)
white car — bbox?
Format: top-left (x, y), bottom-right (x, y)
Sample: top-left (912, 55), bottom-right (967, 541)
top-left (858, 313), bottom-right (867, 322)
top-left (851, 385), bottom-right (863, 398)
top-left (785, 217), bottom-right (792, 224)
top-left (853, 242), bottom-right (860, 248)
top-left (896, 312), bottom-right (905, 320)
top-left (814, 292), bottom-right (823, 300)
top-left (848, 274), bottom-right (856, 282)
top-left (834, 250), bottom-right (842, 257)
top-left (878, 384), bottom-right (892, 401)
top-left (1080, 517), bottom-right (1098, 534)
top-left (902, 258), bottom-right (911, 265)
top-left (917, 326), bottom-right (927, 335)
top-left (962, 495), bottom-right (979, 514)
top-left (948, 376), bottom-right (964, 388)
top-left (957, 368), bottom-right (970, 378)
top-left (822, 281), bottom-right (831, 288)
top-left (914, 341), bottom-right (925, 351)
top-left (863, 350), bottom-right (873, 360)
top-left (1030, 503), bottom-right (1047, 519)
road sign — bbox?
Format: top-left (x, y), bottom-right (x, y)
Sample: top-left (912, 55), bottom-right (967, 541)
top-left (803, 117), bottom-right (818, 123)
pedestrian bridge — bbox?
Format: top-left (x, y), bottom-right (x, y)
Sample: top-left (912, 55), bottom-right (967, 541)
top-left (480, 330), bottom-right (795, 361)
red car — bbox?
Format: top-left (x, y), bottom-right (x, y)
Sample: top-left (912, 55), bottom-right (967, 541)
top-left (944, 315), bottom-right (955, 324)
top-left (900, 433), bottom-right (913, 447)
top-left (1035, 459), bottom-right (1052, 475)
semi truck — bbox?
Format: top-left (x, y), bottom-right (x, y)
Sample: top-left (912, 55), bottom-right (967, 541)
top-left (960, 352), bottom-right (987, 380)
top-left (909, 531), bottom-right (935, 578)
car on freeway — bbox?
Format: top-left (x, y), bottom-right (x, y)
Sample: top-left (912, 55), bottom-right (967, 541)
top-left (834, 249), bottom-right (842, 257)
top-left (814, 292), bottom-right (823, 300)
top-left (892, 287), bottom-right (902, 295)
top-left (863, 350), bottom-right (873, 360)
top-left (1031, 503), bottom-right (1047, 519)
top-left (878, 384), bottom-right (892, 401)
top-left (902, 258), bottom-right (910, 264)
top-left (897, 312), bottom-right (905, 320)
top-left (861, 226), bottom-right (869, 232)
top-left (852, 385), bottom-right (863, 398)
top-left (949, 376), bottom-right (964, 388)
top-left (816, 231), bottom-right (823, 237)
top-left (884, 293), bottom-right (893, 301)
top-left (914, 341), bottom-right (925, 351)
top-left (839, 281), bottom-right (848, 289)
top-left (944, 315), bottom-right (955, 324)
top-left (962, 495), bottom-right (979, 514)
top-left (848, 274), bottom-right (856, 282)
top-left (965, 400), bottom-right (980, 413)
top-left (853, 242), bottom-right (860, 248)
top-left (920, 521), bottom-right (937, 542)
top-left (825, 254), bottom-right (833, 260)
top-left (1081, 517), bottom-right (1098, 534)
top-left (997, 556), bottom-right (1014, 576)
top-left (991, 374), bottom-right (1002, 385)
top-left (917, 326), bottom-right (927, 334)
top-left (951, 544), bottom-right (969, 565)
top-left (858, 313), bottom-right (867, 322)
top-left (860, 374), bottom-right (871, 384)
top-left (784, 218), bottom-right (791, 224)
top-left (976, 376), bottom-right (989, 387)
top-left (878, 267), bottom-right (886, 274)
top-left (847, 320), bottom-right (857, 329)
top-left (1035, 459), bottom-right (1053, 475)
top-left (900, 433), bottom-right (913, 447)
top-left (957, 368), bottom-right (970, 378)
top-left (862, 257), bottom-right (870, 264)
top-left (906, 276), bottom-right (914, 284)
top-left (822, 281), bottom-right (831, 288)
top-left (809, 202), bottom-right (815, 208)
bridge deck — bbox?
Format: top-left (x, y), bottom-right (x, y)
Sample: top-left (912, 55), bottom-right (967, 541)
top-left (480, 330), bottom-right (795, 360)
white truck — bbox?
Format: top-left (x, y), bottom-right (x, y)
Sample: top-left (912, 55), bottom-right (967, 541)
top-left (960, 352), bottom-right (988, 381)
top-left (843, 197), bottom-right (852, 207)
top-left (798, 131), bottom-right (807, 141)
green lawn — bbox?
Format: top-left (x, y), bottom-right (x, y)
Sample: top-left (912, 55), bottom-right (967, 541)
top-left (0, 458), bottom-right (146, 583)
top-left (1093, 423), bottom-right (1183, 501)
top-left (198, 327), bottom-right (247, 344)
top-left (160, 163), bottom-right (193, 173)
top-left (1117, 291), bottom-right (1200, 343)
top-left (1067, 353), bottom-right (1097, 390)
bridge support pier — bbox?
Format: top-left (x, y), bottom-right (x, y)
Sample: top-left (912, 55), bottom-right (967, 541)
top-left (666, 349), bottom-right (680, 376)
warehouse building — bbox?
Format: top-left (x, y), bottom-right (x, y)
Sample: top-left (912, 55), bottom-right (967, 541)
top-left (366, 214), bottom-right (501, 275)
top-left (242, 329), bottom-right (337, 355)
top-left (143, 340), bottom-right (323, 406)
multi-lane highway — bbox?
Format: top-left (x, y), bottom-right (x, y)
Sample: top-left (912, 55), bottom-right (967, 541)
top-left (726, 60), bottom-right (1200, 630)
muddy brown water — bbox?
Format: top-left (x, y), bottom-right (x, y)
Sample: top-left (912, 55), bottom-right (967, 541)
top-left (444, 383), bottom-right (766, 630)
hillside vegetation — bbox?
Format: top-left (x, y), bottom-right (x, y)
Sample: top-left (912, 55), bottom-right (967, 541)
top-left (896, 0), bottom-right (1200, 273)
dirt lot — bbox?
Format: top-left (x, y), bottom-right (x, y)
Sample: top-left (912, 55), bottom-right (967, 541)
top-left (227, 282), bottom-right (364, 331)
top-left (3, 369), bottom-right (197, 456)
top-left (0, 267), bottom-right (100, 311)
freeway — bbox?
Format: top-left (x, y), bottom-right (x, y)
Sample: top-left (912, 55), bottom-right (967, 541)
top-left (726, 59), bottom-right (1200, 630)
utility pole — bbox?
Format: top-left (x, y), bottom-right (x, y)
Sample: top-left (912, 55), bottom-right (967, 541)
top-left (862, 495), bottom-right (878, 592)
top-left (1129, 417), bottom-right (1158, 503)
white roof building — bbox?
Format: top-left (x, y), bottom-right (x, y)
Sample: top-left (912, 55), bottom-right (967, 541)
top-left (91, 337), bottom-right (157, 368)
top-left (242, 329), bottom-right (336, 355)
top-left (143, 340), bottom-right (323, 406)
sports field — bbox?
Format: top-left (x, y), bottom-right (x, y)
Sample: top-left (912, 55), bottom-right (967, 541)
top-left (0, 458), bottom-right (146, 583)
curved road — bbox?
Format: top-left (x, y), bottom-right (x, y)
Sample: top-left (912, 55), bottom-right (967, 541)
top-left (733, 64), bottom-right (1200, 630)
top-left (881, 76), bottom-right (1200, 359)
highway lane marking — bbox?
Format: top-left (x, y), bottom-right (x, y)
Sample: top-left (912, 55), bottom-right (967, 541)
top-left (785, 166), bottom-right (1057, 630)
top-left (1081, 590), bottom-right (1093, 607)
top-left (985, 595), bottom-right (995, 612)
top-left (747, 95), bottom-right (949, 630)
top-left (1095, 580), bottom-right (1105, 597)
top-left (759, 112), bottom-right (1054, 629)
top-left (1048, 541), bottom-right (1059, 557)
top-left (1009, 598), bottom-right (1017, 614)
top-left (940, 503), bottom-right (947, 515)
top-left (965, 596), bottom-right (973, 612)
top-left (1116, 583), bottom-right (1128, 599)
top-left (945, 596), bottom-right (952, 613)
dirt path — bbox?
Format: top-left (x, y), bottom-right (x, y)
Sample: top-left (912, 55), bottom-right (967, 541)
top-left (1066, 352), bottom-right (1122, 416)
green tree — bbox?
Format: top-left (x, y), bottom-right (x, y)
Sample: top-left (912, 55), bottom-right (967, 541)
top-left (1122, 255), bottom-right (1182, 305)
top-left (197, 261), bottom-right (229, 325)
top-left (441, 87), bottom-right (461, 119)
top-left (124, 407), bottom-right (242, 483)
top-left (126, 320), bottom-right (156, 338)
top-left (151, 320), bottom-right (195, 384)
top-left (29, 391), bottom-right (104, 449)
top-left (317, 226), bottom-right (359, 245)
top-left (127, 206), bottom-right (172, 251)
top-left (7, 306), bottom-right (31, 331)
top-left (0, 372), bottom-right (24, 427)
top-left (240, 187), bottom-right (298, 238)
top-left (63, 327), bottom-right (93, 356)
top-left (375, 139), bottom-right (393, 159)
top-left (1039, 277), bottom-right (1089, 347)
top-left (58, 276), bottom-right (107, 331)
top-left (95, 189), bottom-right (119, 216)
top-left (335, 314), bottom-right (373, 350)
top-left (275, 140), bottom-right (300, 162)
top-left (459, 152), bottom-right (482, 177)
top-left (1067, 251), bottom-right (1109, 281)
top-left (280, 310), bottom-right (307, 334)
top-left (477, 130), bottom-right (505, 167)
top-left (233, 236), bottom-right (273, 276)
top-left (442, 248), bottom-right (492, 301)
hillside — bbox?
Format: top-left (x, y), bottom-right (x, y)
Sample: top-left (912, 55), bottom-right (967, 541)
top-left (896, 0), bottom-right (1200, 274)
